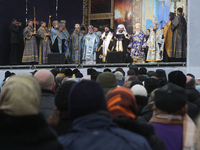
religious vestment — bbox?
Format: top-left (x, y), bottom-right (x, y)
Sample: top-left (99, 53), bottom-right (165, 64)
top-left (62, 28), bottom-right (70, 56)
top-left (82, 33), bottom-right (99, 65)
top-left (69, 30), bottom-right (84, 64)
top-left (22, 26), bottom-right (38, 63)
top-left (50, 27), bottom-right (67, 54)
top-left (146, 28), bottom-right (164, 62)
top-left (37, 26), bottom-right (51, 64)
top-left (171, 14), bottom-right (187, 60)
top-left (94, 31), bottom-right (102, 39)
top-left (108, 31), bottom-right (130, 63)
top-left (163, 21), bottom-right (173, 62)
top-left (130, 30), bottom-right (146, 63)
top-left (97, 31), bottom-right (113, 63)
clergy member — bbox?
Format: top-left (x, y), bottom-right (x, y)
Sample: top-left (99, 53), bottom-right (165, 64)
top-left (37, 21), bottom-right (51, 64)
top-left (130, 23), bottom-right (146, 63)
top-left (69, 24), bottom-right (84, 64)
top-left (97, 25), bottom-right (113, 63)
top-left (22, 19), bottom-right (38, 64)
top-left (82, 25), bottom-right (99, 65)
top-left (171, 7), bottom-right (186, 62)
top-left (108, 24), bottom-right (130, 63)
top-left (146, 21), bottom-right (164, 62)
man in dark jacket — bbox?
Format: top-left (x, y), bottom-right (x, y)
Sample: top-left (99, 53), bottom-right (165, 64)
top-left (34, 69), bottom-right (56, 120)
top-left (59, 80), bottom-right (152, 150)
top-left (9, 18), bottom-right (22, 65)
top-left (185, 75), bottom-right (200, 108)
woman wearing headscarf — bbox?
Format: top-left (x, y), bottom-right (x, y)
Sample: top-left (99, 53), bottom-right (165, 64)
top-left (48, 80), bottom-right (76, 136)
top-left (0, 74), bottom-right (62, 150)
top-left (107, 87), bottom-right (166, 150)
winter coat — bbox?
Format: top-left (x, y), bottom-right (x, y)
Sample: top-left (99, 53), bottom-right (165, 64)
top-left (59, 113), bottom-right (152, 150)
top-left (0, 110), bottom-right (62, 150)
top-left (113, 117), bottom-right (166, 150)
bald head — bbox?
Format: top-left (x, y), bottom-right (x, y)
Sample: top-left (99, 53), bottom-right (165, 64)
top-left (34, 69), bottom-right (55, 91)
top-left (186, 75), bottom-right (195, 88)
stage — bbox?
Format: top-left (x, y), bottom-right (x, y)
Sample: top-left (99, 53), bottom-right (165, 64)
top-left (0, 62), bottom-right (187, 80)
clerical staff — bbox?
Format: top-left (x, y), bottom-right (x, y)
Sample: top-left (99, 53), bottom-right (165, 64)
top-left (34, 7), bottom-right (36, 34)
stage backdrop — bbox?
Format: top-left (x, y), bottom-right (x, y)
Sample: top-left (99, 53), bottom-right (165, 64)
top-left (114, 0), bottom-right (187, 33)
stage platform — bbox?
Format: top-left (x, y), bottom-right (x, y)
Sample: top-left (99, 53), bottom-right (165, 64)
top-left (0, 62), bottom-right (186, 69)
top-left (0, 62), bottom-right (187, 80)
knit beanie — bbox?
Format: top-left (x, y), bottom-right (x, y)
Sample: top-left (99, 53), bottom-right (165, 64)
top-left (130, 80), bottom-right (143, 88)
top-left (96, 72), bottom-right (118, 96)
top-left (131, 85), bottom-right (148, 97)
top-left (68, 80), bottom-right (108, 120)
top-left (154, 83), bottom-right (187, 113)
top-left (168, 70), bottom-right (186, 88)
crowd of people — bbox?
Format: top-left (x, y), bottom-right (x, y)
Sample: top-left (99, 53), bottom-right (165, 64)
top-left (9, 7), bottom-right (186, 65)
top-left (0, 65), bottom-right (200, 150)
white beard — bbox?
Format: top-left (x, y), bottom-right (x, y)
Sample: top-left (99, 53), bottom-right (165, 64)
top-left (135, 31), bottom-right (140, 35)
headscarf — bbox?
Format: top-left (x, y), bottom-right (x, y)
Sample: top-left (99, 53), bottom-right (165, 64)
top-left (0, 74), bottom-right (41, 116)
top-left (107, 87), bottom-right (137, 119)
top-left (148, 88), bottom-right (159, 104)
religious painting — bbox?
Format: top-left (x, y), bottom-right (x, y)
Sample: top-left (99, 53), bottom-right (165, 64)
top-left (114, 0), bottom-right (133, 33)
top-left (91, 0), bottom-right (111, 14)
top-left (142, 0), bottom-right (187, 31)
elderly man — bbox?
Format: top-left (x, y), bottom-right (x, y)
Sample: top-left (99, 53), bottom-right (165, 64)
top-left (146, 21), bottom-right (164, 62)
top-left (34, 69), bottom-right (56, 120)
top-left (97, 25), bottom-right (113, 63)
top-left (82, 25), bottom-right (99, 65)
top-left (108, 24), bottom-right (130, 62)
top-left (70, 24), bottom-right (84, 64)
top-left (130, 23), bottom-right (146, 63)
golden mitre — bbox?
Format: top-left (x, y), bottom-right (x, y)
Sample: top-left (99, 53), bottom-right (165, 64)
top-left (135, 23), bottom-right (141, 29)
top-left (60, 20), bottom-right (66, 26)
top-left (75, 24), bottom-right (81, 28)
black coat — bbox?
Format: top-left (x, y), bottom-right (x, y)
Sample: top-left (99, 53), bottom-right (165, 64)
top-left (0, 110), bottom-right (62, 150)
top-left (9, 23), bottom-right (21, 44)
top-left (113, 117), bottom-right (166, 150)
top-left (135, 95), bottom-right (148, 115)
top-left (185, 87), bottom-right (200, 108)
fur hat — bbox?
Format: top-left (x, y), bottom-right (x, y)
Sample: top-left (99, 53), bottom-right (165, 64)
top-left (154, 83), bottom-right (187, 113)
top-left (168, 70), bottom-right (186, 88)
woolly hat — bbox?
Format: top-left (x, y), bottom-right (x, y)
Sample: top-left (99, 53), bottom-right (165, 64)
top-left (168, 70), bottom-right (186, 88)
top-left (154, 83), bottom-right (187, 113)
top-left (115, 71), bottom-right (123, 80)
top-left (55, 81), bottom-right (76, 111)
top-left (145, 78), bottom-right (160, 94)
top-left (96, 72), bottom-right (118, 96)
top-left (68, 80), bottom-right (108, 120)
top-left (107, 87), bottom-right (137, 119)
top-left (131, 85), bottom-right (148, 97)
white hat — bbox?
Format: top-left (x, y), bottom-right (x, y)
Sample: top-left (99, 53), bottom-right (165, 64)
top-left (131, 84), bottom-right (147, 97)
